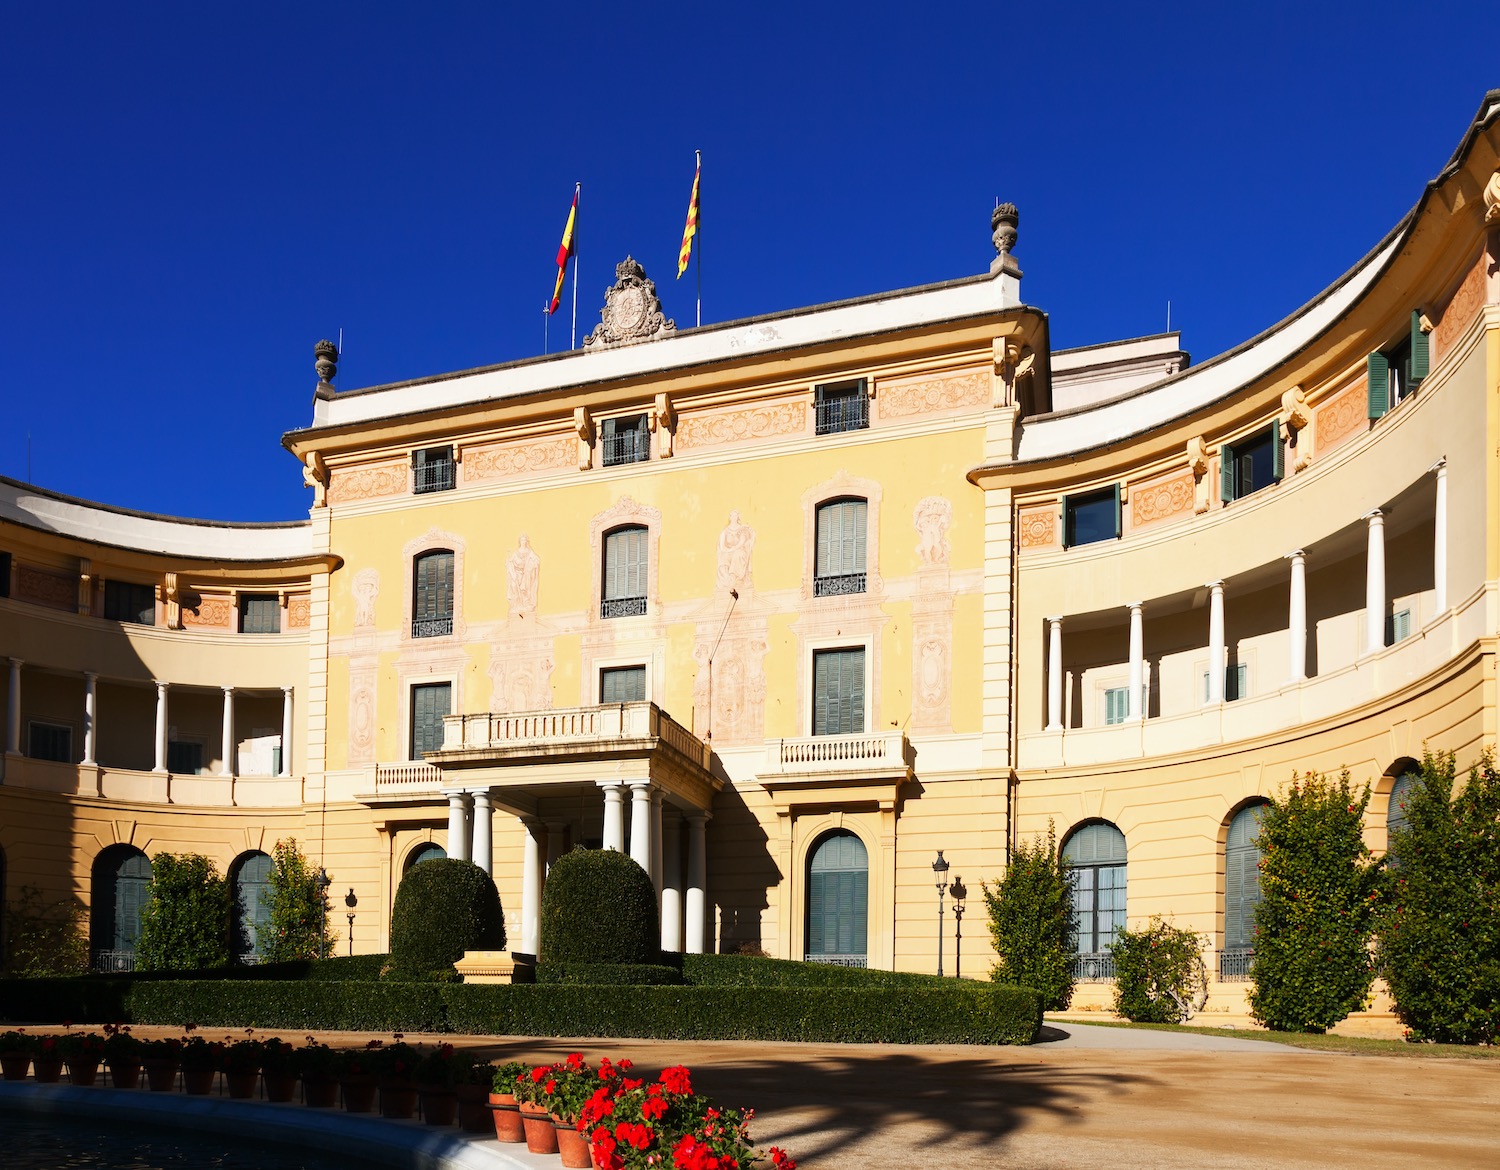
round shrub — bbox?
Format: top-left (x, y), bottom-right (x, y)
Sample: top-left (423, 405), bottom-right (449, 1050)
top-left (540, 848), bottom-right (658, 965)
top-left (1111, 916), bottom-right (1208, 1023)
top-left (388, 859), bottom-right (505, 979)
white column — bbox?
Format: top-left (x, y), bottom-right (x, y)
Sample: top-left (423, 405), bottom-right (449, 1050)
top-left (650, 789), bottom-right (664, 892)
top-left (153, 681), bottom-right (169, 773)
top-left (1045, 617), bottom-right (1064, 731)
top-left (279, 686), bottom-right (293, 777)
top-left (521, 817), bottom-right (543, 956)
top-left (1286, 550), bottom-right (1308, 682)
top-left (446, 792), bottom-right (471, 861)
top-left (685, 813), bottom-right (709, 954)
top-left (220, 686), bottom-right (235, 776)
top-left (1432, 459), bottom-right (1448, 615)
top-left (1205, 582), bottom-right (1225, 705)
top-left (471, 789), bottom-right (493, 876)
top-left (1126, 602), bottom-right (1145, 722)
top-left (1366, 509), bottom-right (1386, 654)
top-left (82, 671), bottom-right (98, 765)
top-left (600, 781), bottom-right (625, 852)
top-left (629, 781), bottom-right (653, 872)
top-left (5, 658), bottom-right (22, 756)
top-left (661, 817), bottom-right (683, 952)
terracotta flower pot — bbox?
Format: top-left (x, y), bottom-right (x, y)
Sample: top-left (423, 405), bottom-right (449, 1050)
top-left (226, 1069), bottom-right (260, 1099)
top-left (264, 1072), bottom-right (298, 1103)
top-left (67, 1057), bottom-right (101, 1087)
top-left (490, 1092), bottom-right (525, 1143)
top-left (107, 1057), bottom-right (142, 1089)
top-left (420, 1089), bottom-right (458, 1127)
top-left (456, 1084), bottom-right (490, 1133)
top-left (182, 1066), bottom-right (217, 1095)
top-left (0, 1051), bottom-right (31, 1081)
top-left (341, 1076), bottom-right (377, 1113)
top-left (32, 1054), bottom-right (64, 1084)
top-left (380, 1081), bottom-right (417, 1119)
top-left (556, 1122), bottom-right (591, 1169)
top-left (143, 1058), bottom-right (179, 1092)
top-left (304, 1076), bottom-right (339, 1108)
top-left (520, 1101), bottom-right (559, 1155)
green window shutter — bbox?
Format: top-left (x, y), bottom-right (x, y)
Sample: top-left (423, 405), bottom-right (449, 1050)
top-left (1060, 495), bottom-right (1071, 548)
top-left (1409, 310), bottom-right (1429, 385)
top-left (1219, 446), bottom-right (1234, 502)
top-left (411, 682), bottom-right (451, 758)
top-left (1367, 352), bottom-right (1390, 418)
top-left (1271, 420), bottom-right (1284, 481)
top-left (601, 666), bottom-right (646, 703)
top-left (813, 648), bottom-right (864, 735)
top-left (815, 505), bottom-right (835, 574)
top-left (807, 871), bottom-right (826, 953)
top-left (846, 648), bottom-right (865, 733)
top-left (604, 528), bottom-right (646, 601)
top-left (1112, 484), bottom-right (1122, 539)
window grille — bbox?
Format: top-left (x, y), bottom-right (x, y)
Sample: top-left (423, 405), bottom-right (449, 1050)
top-left (814, 379), bottom-right (869, 435)
top-left (413, 446), bottom-right (456, 494)
top-left (601, 416), bottom-right (650, 466)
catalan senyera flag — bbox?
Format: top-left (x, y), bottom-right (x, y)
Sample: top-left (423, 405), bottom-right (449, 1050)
top-left (676, 157), bottom-right (700, 278)
top-left (549, 185), bottom-right (579, 315)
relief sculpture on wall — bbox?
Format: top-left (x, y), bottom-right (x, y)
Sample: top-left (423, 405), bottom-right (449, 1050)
top-left (348, 665), bottom-right (377, 765)
top-left (507, 534), bottom-right (541, 616)
top-left (352, 568), bottom-right (380, 629)
top-left (715, 511), bottom-right (756, 594)
top-left (914, 496), bottom-right (952, 565)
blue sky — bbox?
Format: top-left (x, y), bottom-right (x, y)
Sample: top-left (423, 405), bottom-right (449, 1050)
top-left (1, 2), bottom-right (1493, 521)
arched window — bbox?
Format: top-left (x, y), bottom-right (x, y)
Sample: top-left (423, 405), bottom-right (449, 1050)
top-left (814, 499), bottom-right (867, 596)
top-left (405, 843), bottom-right (446, 871)
top-left (91, 846), bottom-right (152, 971)
top-left (805, 831), bottom-right (868, 968)
top-left (1223, 802), bottom-right (1268, 979)
top-left (602, 526), bottom-right (648, 618)
top-left (1388, 772), bottom-right (1419, 843)
top-left (412, 550), bottom-right (455, 637)
top-left (230, 851), bottom-right (273, 964)
top-left (1062, 822), bottom-right (1126, 979)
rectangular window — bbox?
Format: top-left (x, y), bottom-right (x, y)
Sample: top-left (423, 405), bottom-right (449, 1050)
top-left (167, 740), bottom-right (204, 775)
top-left (412, 446), bottom-right (456, 494)
top-left (1368, 311), bottom-right (1429, 419)
top-left (814, 499), bottom-right (868, 596)
top-left (1387, 608), bottom-right (1412, 645)
top-left (238, 594), bottom-right (281, 634)
top-left (27, 720), bottom-right (72, 762)
top-left (0, 551), bottom-right (10, 598)
top-left (1063, 486), bottom-right (1121, 547)
top-left (410, 682), bottom-right (452, 759)
top-left (812, 647), bottom-right (865, 736)
top-left (814, 379), bottom-right (869, 435)
top-left (1103, 687), bottom-right (1130, 726)
top-left (103, 580), bottom-right (155, 625)
top-left (1219, 423), bottom-right (1284, 502)
top-left (412, 551), bottom-right (455, 637)
top-left (602, 527), bottom-right (648, 618)
top-left (600, 666), bottom-right (647, 703)
top-left (601, 415), bottom-right (650, 466)
top-left (1202, 662), bottom-right (1250, 703)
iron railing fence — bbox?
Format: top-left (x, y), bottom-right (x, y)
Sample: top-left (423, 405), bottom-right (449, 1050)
top-left (411, 616), bottom-right (454, 638)
top-left (1071, 952), bottom-right (1117, 982)
top-left (414, 460), bottom-right (456, 494)
top-left (601, 596), bottom-right (647, 619)
top-left (602, 430), bottom-right (650, 466)
top-left (1218, 947), bottom-right (1254, 982)
top-left (815, 395), bottom-right (869, 435)
top-left (813, 572), bottom-right (867, 597)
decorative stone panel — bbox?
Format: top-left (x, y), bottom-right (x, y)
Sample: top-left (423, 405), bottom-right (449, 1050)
top-left (327, 460), bottom-right (408, 505)
top-left (676, 400), bottom-right (807, 451)
top-left (182, 594), bottom-right (233, 628)
top-left (286, 595), bottom-right (311, 629)
top-left (1433, 253), bottom-right (1488, 362)
top-left (1017, 504), bottom-right (1057, 551)
top-left (464, 435), bottom-right (574, 482)
top-left (1315, 381), bottom-right (1366, 455)
top-left (876, 367), bottom-right (988, 420)
top-left (15, 564), bottom-right (76, 611)
top-left (1129, 469), bottom-right (1195, 529)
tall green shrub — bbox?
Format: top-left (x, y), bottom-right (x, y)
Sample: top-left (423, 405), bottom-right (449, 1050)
top-left (540, 848), bottom-right (657, 965)
top-left (1249, 771), bottom-right (1382, 1032)
top-left (388, 858), bottom-right (505, 979)
top-left (983, 824), bottom-right (1075, 1010)
top-left (1378, 752), bottom-right (1500, 1044)
top-left (136, 853), bottom-right (231, 971)
top-left (259, 840), bottom-right (336, 963)
top-left (2, 885), bottom-right (90, 976)
top-left (1111, 916), bottom-right (1207, 1023)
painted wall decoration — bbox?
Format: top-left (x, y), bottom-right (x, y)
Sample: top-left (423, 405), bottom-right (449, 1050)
top-left (507, 534), bottom-right (541, 615)
top-left (327, 460), bottom-right (407, 505)
top-left (1130, 470), bottom-right (1196, 528)
top-left (876, 368), bottom-right (987, 419)
top-left (182, 595), bottom-right (232, 628)
top-left (352, 569), bottom-right (380, 629)
top-left (347, 665), bottom-right (377, 765)
top-left (1315, 381), bottom-right (1366, 453)
top-left (715, 511), bottom-right (756, 594)
top-left (1433, 253), bottom-right (1489, 361)
top-left (286, 596), bottom-right (311, 629)
top-left (676, 400), bottom-right (806, 450)
top-left (1017, 504), bottom-right (1058, 550)
top-left (15, 564), bottom-right (76, 611)
top-left (913, 496), bottom-right (952, 565)
top-left (465, 435), bottom-right (574, 481)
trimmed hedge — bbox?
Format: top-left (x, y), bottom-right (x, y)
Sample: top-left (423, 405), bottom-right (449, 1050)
top-left (541, 849), bottom-right (658, 965)
top-left (0, 978), bottom-right (1042, 1045)
top-left (389, 859), bottom-right (505, 979)
top-left (537, 962), bottom-right (683, 986)
top-left (682, 953), bottom-right (950, 988)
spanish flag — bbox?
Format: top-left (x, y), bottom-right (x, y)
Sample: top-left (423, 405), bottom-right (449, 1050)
top-left (677, 154), bottom-right (700, 279)
top-left (549, 185), bottom-right (579, 315)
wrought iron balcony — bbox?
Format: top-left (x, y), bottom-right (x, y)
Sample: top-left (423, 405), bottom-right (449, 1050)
top-left (813, 572), bottom-right (866, 597)
top-left (413, 460), bottom-right (456, 494)
top-left (814, 394), bottom-right (869, 435)
top-left (601, 595), bottom-right (647, 619)
top-left (92, 949), bottom-right (137, 973)
top-left (411, 616), bottom-right (453, 638)
top-left (1218, 947), bottom-right (1254, 982)
top-left (807, 954), bottom-right (868, 968)
top-left (602, 429), bottom-right (649, 467)
top-left (1071, 952), bottom-right (1117, 982)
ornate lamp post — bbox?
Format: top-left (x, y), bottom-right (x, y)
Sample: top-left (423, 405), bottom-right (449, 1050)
top-left (950, 876), bottom-right (967, 979)
top-left (313, 867), bottom-right (332, 960)
top-left (932, 851), bottom-right (950, 976)
top-left (344, 888), bottom-right (358, 957)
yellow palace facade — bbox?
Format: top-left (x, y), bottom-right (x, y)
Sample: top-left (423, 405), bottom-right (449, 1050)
top-left (2, 93), bottom-right (1499, 1012)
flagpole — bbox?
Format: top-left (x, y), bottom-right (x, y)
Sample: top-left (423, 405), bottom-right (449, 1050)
top-left (570, 181), bottom-right (581, 350)
top-left (543, 303), bottom-right (549, 354)
top-left (695, 150), bottom-right (702, 328)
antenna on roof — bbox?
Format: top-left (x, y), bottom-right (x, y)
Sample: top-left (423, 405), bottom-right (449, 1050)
top-left (27, 431), bottom-right (32, 483)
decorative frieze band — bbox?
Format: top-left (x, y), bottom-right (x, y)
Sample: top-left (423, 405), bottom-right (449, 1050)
top-left (327, 460), bottom-right (408, 505)
top-left (465, 435), bottom-right (575, 482)
top-left (676, 400), bottom-right (807, 451)
top-left (876, 368), bottom-right (988, 419)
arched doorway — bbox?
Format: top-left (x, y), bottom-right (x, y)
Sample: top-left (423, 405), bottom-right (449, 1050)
top-left (1062, 821), bottom-right (1127, 981)
top-left (230, 851), bottom-right (273, 964)
top-left (91, 846), bottom-right (152, 972)
top-left (805, 831), bottom-right (868, 968)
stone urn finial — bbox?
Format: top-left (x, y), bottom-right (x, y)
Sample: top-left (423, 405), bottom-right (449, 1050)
top-left (991, 200), bottom-right (1019, 255)
top-left (314, 339), bottom-right (339, 386)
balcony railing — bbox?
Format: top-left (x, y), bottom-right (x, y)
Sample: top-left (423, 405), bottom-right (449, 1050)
top-left (1218, 947), bottom-right (1254, 982)
top-left (814, 394), bottom-right (869, 435)
top-left (602, 429), bottom-right (649, 467)
top-left (375, 761), bottom-right (443, 790)
top-left (92, 949), bottom-right (137, 973)
top-left (814, 572), bottom-right (866, 597)
top-left (414, 460), bottom-right (456, 494)
top-left (765, 730), bottom-right (908, 775)
top-left (1071, 952), bottom-right (1116, 982)
top-left (601, 596), bottom-right (647, 619)
top-left (411, 616), bottom-right (453, 638)
top-left (807, 954), bottom-right (868, 968)
top-left (438, 701), bottom-right (711, 769)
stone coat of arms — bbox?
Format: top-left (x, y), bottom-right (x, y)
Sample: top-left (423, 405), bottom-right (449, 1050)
top-left (585, 256), bottom-right (676, 348)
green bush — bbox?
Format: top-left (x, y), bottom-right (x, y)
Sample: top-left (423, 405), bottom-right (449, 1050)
top-left (304, 953), bottom-right (390, 982)
top-left (1, 885), bottom-right (89, 977)
top-left (1110, 916), bottom-right (1208, 1023)
top-left (260, 840), bottom-right (337, 963)
top-left (540, 848), bottom-right (657, 965)
top-left (1378, 752), bottom-right (1500, 1044)
top-left (388, 858), bottom-right (505, 980)
top-left (135, 853), bottom-right (232, 972)
top-left (682, 953), bottom-right (948, 988)
top-left (537, 962), bottom-right (682, 986)
top-left (983, 823), bottom-right (1075, 1010)
top-left (1249, 771), bottom-right (1382, 1033)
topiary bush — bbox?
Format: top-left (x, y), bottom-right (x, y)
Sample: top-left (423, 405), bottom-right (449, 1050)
top-left (540, 847), bottom-right (658, 965)
top-left (388, 858), bottom-right (505, 980)
top-left (1110, 915), bottom-right (1208, 1023)
top-left (136, 853), bottom-right (232, 971)
top-left (1378, 752), bottom-right (1500, 1044)
top-left (983, 823), bottom-right (1076, 1010)
top-left (1249, 770), bottom-right (1382, 1033)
